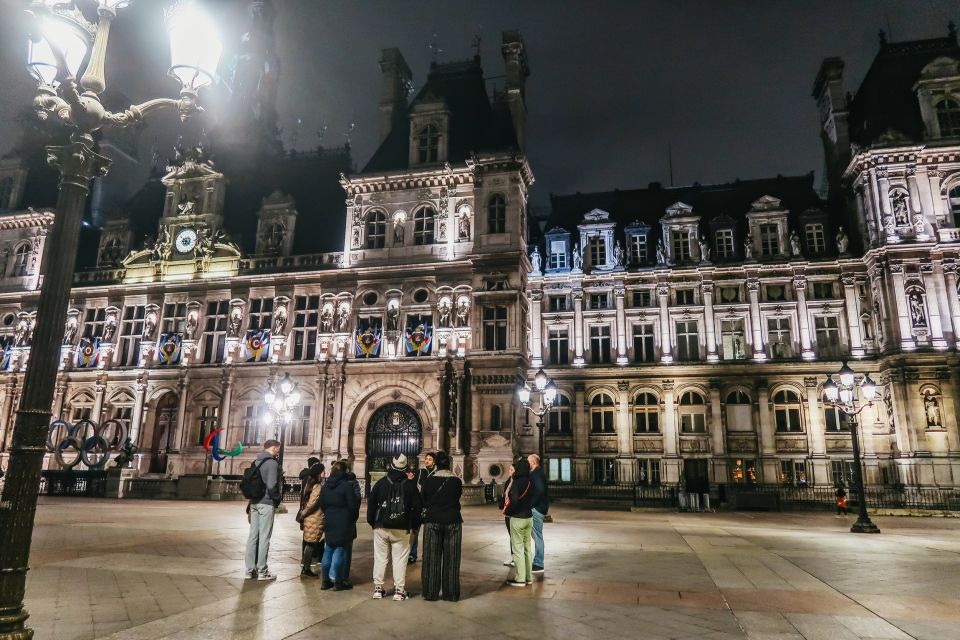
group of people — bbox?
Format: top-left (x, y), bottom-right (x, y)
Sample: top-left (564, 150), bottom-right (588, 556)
top-left (243, 442), bottom-right (469, 602)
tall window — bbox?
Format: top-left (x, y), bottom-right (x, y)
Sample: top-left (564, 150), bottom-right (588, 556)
top-left (588, 236), bottom-right (605, 268)
top-left (638, 459), bottom-right (661, 486)
top-left (366, 211), bottom-right (386, 248)
top-left (767, 317), bottom-right (793, 359)
top-left (482, 306), bottom-right (508, 350)
top-left (589, 325), bottom-right (611, 364)
top-left (12, 244), bottom-right (30, 277)
top-left (241, 405), bottom-right (263, 446)
top-left (671, 230), bottom-right (691, 262)
top-left (292, 295), bottom-right (320, 360)
top-left (811, 282), bottom-right (834, 299)
top-left (629, 234), bottom-right (647, 264)
top-left (679, 391), bottom-right (707, 433)
top-left (675, 289), bottom-right (695, 305)
top-left (82, 308), bottom-right (106, 339)
top-left (108, 406), bottom-right (132, 447)
top-left (936, 98), bottom-right (960, 137)
top-left (831, 460), bottom-right (855, 486)
top-left (288, 405), bottom-right (311, 446)
top-left (247, 298), bottom-right (273, 330)
top-left (489, 405), bottom-right (502, 430)
top-left (593, 458), bottom-right (617, 484)
top-left (780, 460), bottom-right (808, 486)
top-left (805, 223), bottom-right (825, 254)
top-left (416, 124), bottom-right (440, 163)
top-left (548, 394), bottom-right (571, 434)
top-left (720, 320), bottom-right (746, 360)
top-left (814, 315), bottom-right (841, 358)
top-left (632, 323), bottom-right (655, 363)
top-left (548, 240), bottom-right (567, 270)
top-left (548, 296), bottom-right (567, 312)
top-left (548, 328), bottom-right (568, 365)
top-left (633, 392), bottom-right (659, 433)
top-left (590, 393), bottom-right (615, 433)
top-left (589, 293), bottom-right (609, 309)
top-left (487, 194), bottom-right (506, 234)
top-left (202, 301), bottom-right (229, 364)
top-left (715, 229), bottom-right (734, 259)
top-left (773, 389), bottom-right (802, 432)
top-left (196, 405), bottom-right (219, 446)
top-left (413, 207), bottom-right (435, 245)
top-left (949, 185), bottom-right (960, 228)
top-left (824, 396), bottom-right (849, 431)
top-left (118, 305), bottom-right (145, 366)
top-left (759, 223), bottom-right (780, 256)
top-left (725, 390), bottom-right (752, 431)
top-left (675, 320), bottom-right (699, 361)
top-left (632, 290), bottom-right (652, 307)
top-left (161, 303), bottom-right (187, 334)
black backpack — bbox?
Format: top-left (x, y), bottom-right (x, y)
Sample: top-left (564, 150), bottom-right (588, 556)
top-left (377, 476), bottom-right (408, 528)
top-left (240, 459), bottom-right (269, 501)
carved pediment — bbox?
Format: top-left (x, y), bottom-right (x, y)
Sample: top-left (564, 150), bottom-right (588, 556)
top-left (664, 202), bottom-right (694, 218)
top-left (920, 55), bottom-right (960, 78)
top-left (482, 433), bottom-right (511, 449)
top-left (583, 208), bottom-right (611, 222)
top-left (750, 195), bottom-right (782, 211)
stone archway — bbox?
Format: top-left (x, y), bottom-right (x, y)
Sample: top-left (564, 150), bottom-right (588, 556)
top-left (148, 393), bottom-right (178, 474)
top-left (365, 402), bottom-right (423, 478)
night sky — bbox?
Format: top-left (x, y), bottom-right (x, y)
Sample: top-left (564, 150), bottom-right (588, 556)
top-left (0, 0), bottom-right (957, 207)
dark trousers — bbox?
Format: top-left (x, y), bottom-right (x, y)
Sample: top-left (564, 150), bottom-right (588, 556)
top-left (341, 540), bottom-right (354, 579)
top-left (421, 522), bottom-right (462, 601)
top-left (302, 540), bottom-right (324, 570)
top-left (504, 517), bottom-right (511, 555)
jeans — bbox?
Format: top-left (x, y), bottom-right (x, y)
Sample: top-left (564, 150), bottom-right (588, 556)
top-left (531, 508), bottom-right (545, 567)
top-left (244, 503), bottom-right (276, 574)
top-left (408, 525), bottom-right (421, 560)
top-left (509, 516), bottom-right (533, 582)
top-left (321, 545), bottom-right (346, 582)
top-left (341, 540), bottom-right (354, 579)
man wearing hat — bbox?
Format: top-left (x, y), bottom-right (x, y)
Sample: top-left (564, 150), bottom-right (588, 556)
top-left (367, 454), bottom-right (422, 601)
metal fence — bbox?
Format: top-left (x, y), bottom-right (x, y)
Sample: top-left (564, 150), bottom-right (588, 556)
top-left (38, 470), bottom-right (107, 498)
top-left (548, 482), bottom-right (679, 508)
top-left (725, 484), bottom-right (960, 511)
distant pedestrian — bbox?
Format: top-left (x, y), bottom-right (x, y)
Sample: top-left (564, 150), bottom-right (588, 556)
top-left (527, 453), bottom-right (550, 575)
top-left (408, 451), bottom-right (438, 564)
top-left (243, 439), bottom-right (282, 581)
top-left (504, 458), bottom-right (534, 587)
top-left (297, 462), bottom-right (325, 578)
top-left (367, 454), bottom-right (422, 601)
top-left (500, 463), bottom-right (516, 567)
top-left (319, 460), bottom-right (361, 590)
top-left (420, 450), bottom-right (463, 601)
top-left (835, 484), bottom-right (848, 517)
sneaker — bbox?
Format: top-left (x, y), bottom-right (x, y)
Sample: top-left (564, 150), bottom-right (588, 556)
top-left (503, 559), bottom-right (515, 566)
top-left (505, 580), bottom-right (527, 587)
top-left (256, 571), bottom-right (277, 581)
top-left (408, 556), bottom-right (416, 564)
top-left (393, 589), bottom-right (408, 601)
top-left (372, 586), bottom-right (385, 599)
top-left (321, 580), bottom-right (334, 590)
top-left (245, 570), bottom-right (257, 580)
top-left (300, 569), bottom-right (319, 579)
top-left (525, 580), bottom-right (533, 585)
top-left (333, 581), bottom-right (353, 591)
top-left (532, 565), bottom-right (545, 574)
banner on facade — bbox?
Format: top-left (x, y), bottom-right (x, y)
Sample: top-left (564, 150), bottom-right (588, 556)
top-left (404, 315), bottom-right (432, 356)
top-left (354, 317), bottom-right (382, 358)
top-left (243, 329), bottom-right (271, 362)
top-left (0, 337), bottom-right (12, 371)
top-left (156, 333), bottom-right (182, 366)
top-left (75, 337), bottom-right (101, 368)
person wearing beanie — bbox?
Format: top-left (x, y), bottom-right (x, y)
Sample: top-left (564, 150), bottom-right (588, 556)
top-left (420, 450), bottom-right (463, 601)
top-left (298, 456), bottom-right (321, 484)
top-left (503, 457), bottom-right (535, 587)
top-left (367, 453), bottom-right (422, 601)
top-left (297, 462), bottom-right (325, 578)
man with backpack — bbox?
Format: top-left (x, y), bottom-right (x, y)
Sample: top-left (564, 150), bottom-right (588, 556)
top-left (242, 439), bottom-right (283, 580)
top-left (367, 454), bottom-right (422, 601)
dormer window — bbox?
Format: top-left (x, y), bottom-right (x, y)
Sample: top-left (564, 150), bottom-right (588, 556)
top-left (548, 239), bottom-right (567, 270)
top-left (714, 229), bottom-right (734, 259)
top-left (12, 243), bottom-right (31, 277)
top-left (671, 229), bottom-right (691, 262)
top-left (413, 207), bottom-right (435, 245)
top-left (588, 236), bottom-right (606, 268)
top-left (416, 124), bottom-right (440, 163)
top-left (487, 194), bottom-right (506, 234)
top-left (759, 224), bottom-right (780, 256)
top-left (805, 223), bottom-right (826, 254)
top-left (625, 221), bottom-right (651, 266)
top-left (366, 211), bottom-right (386, 249)
top-left (629, 233), bottom-right (647, 264)
top-left (936, 98), bottom-right (960, 137)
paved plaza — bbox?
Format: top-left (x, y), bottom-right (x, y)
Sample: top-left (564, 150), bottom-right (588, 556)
top-left (22, 498), bottom-right (960, 640)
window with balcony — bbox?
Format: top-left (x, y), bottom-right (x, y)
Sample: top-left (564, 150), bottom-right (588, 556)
top-left (632, 323), bottom-right (655, 363)
top-left (767, 317), bottom-right (793, 359)
top-left (679, 391), bottom-right (706, 433)
top-left (720, 319), bottom-right (747, 360)
top-left (633, 392), bottom-right (659, 433)
top-left (773, 389), bottom-right (803, 432)
top-left (675, 320), bottom-right (699, 361)
top-left (548, 328), bottom-right (568, 365)
top-left (590, 393), bottom-right (615, 433)
top-left (589, 325), bottom-right (611, 364)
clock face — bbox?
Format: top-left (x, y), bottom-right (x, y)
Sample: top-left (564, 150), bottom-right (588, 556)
top-left (175, 228), bottom-right (198, 253)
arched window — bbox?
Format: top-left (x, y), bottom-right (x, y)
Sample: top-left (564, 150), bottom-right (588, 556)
top-left (936, 98), bottom-right (960, 137)
top-left (366, 211), bottom-right (386, 249)
top-left (823, 394), bottom-right (849, 431)
top-left (679, 391), bottom-right (707, 433)
top-left (487, 194), bottom-right (506, 234)
top-left (590, 392), bottom-right (615, 433)
top-left (726, 390), bottom-right (750, 404)
top-left (725, 389), bottom-right (752, 431)
top-left (773, 389), bottom-right (802, 432)
top-left (949, 185), bottom-right (960, 228)
top-left (416, 124), bottom-right (440, 163)
top-left (490, 404), bottom-right (502, 431)
top-left (548, 394), bottom-right (571, 434)
top-left (633, 392), bottom-right (659, 433)
top-left (12, 243), bottom-right (31, 277)
top-left (0, 177), bottom-right (13, 209)
top-left (413, 208), bottom-right (435, 245)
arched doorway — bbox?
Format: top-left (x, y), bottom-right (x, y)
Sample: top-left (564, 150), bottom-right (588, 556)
top-left (149, 393), bottom-right (178, 474)
top-left (365, 402), bottom-right (423, 477)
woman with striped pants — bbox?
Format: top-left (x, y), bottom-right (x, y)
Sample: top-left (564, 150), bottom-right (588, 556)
top-left (420, 450), bottom-right (463, 601)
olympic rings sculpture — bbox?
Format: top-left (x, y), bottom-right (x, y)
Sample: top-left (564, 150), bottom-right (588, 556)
top-left (203, 427), bottom-right (243, 461)
top-left (46, 418), bottom-right (128, 469)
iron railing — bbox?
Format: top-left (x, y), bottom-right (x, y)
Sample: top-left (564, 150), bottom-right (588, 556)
top-left (38, 470), bottom-right (107, 498)
top-left (726, 484), bottom-right (960, 511)
top-left (548, 482), bottom-right (679, 508)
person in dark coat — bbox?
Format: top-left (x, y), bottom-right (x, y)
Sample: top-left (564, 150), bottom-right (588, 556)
top-left (319, 460), bottom-right (360, 590)
top-left (408, 451), bottom-right (437, 564)
top-left (500, 463), bottom-right (515, 567)
top-left (504, 458), bottom-right (534, 587)
top-left (340, 461), bottom-right (362, 583)
top-left (420, 450), bottom-right (463, 601)
top-left (527, 453), bottom-right (550, 574)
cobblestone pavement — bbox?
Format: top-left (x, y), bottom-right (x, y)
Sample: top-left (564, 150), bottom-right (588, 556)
top-left (23, 498), bottom-right (960, 640)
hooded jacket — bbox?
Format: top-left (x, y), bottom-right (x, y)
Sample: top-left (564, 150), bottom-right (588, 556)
top-left (367, 468), bottom-right (423, 531)
top-left (254, 449), bottom-right (282, 507)
top-left (506, 461), bottom-right (534, 519)
top-left (319, 469), bottom-right (361, 546)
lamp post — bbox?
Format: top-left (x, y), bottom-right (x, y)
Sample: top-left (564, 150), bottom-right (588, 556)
top-left (517, 368), bottom-right (558, 465)
top-left (0, 3), bottom-right (221, 638)
top-left (263, 372), bottom-right (301, 471)
top-left (823, 362), bottom-right (881, 534)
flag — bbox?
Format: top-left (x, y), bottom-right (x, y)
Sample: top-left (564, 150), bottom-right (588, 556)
top-left (354, 318), bottom-right (382, 358)
top-left (243, 329), bottom-right (271, 362)
top-left (76, 337), bottom-right (101, 368)
top-left (0, 338), bottom-right (12, 371)
top-left (156, 333), bottom-right (182, 365)
top-left (404, 316), bottom-right (432, 356)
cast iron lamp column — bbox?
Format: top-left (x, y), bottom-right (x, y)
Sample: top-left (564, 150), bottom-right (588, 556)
top-left (263, 372), bottom-right (301, 471)
top-left (824, 362), bottom-right (881, 534)
top-left (0, 3), bottom-right (221, 638)
top-left (517, 368), bottom-right (558, 465)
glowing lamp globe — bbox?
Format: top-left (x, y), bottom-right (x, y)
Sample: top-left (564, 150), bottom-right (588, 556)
top-left (839, 387), bottom-right (853, 405)
top-left (861, 375), bottom-right (877, 401)
top-left (27, 15), bottom-right (90, 85)
top-left (824, 375), bottom-right (839, 403)
top-left (167, 0), bottom-right (222, 90)
top-left (838, 362), bottom-right (855, 388)
top-left (534, 368), bottom-right (548, 391)
top-left (280, 373), bottom-right (294, 395)
top-left (544, 380), bottom-right (558, 406)
top-left (518, 383), bottom-right (531, 405)
top-left (264, 384), bottom-right (276, 406)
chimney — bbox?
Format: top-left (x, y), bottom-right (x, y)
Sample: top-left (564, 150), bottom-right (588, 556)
top-left (501, 31), bottom-right (530, 152)
top-left (811, 57), bottom-right (850, 199)
top-left (378, 48), bottom-right (412, 143)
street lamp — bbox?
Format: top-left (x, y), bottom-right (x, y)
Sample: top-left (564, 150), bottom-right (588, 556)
top-left (517, 368), bottom-right (558, 464)
top-left (262, 372), bottom-right (301, 470)
top-left (0, 2), bottom-right (221, 638)
top-left (824, 362), bottom-right (881, 534)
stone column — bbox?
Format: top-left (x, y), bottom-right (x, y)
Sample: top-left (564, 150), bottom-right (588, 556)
top-left (920, 263), bottom-right (948, 349)
top-left (658, 283), bottom-right (673, 363)
top-left (756, 383), bottom-right (776, 482)
top-left (928, 169), bottom-right (945, 223)
top-left (794, 276), bottom-right (814, 359)
top-left (171, 376), bottom-right (189, 452)
top-left (709, 382), bottom-right (724, 455)
top-left (661, 381), bottom-right (679, 484)
top-left (702, 282), bottom-right (718, 361)
top-left (875, 167), bottom-right (896, 243)
top-left (572, 383), bottom-right (589, 481)
top-left (91, 377), bottom-right (107, 425)
top-left (888, 369), bottom-right (916, 456)
top-left (129, 378), bottom-right (148, 448)
top-left (616, 383), bottom-right (632, 457)
top-left (931, 261), bottom-right (957, 346)
top-left (614, 287), bottom-right (628, 364)
top-left (52, 380), bottom-right (67, 420)
top-left (572, 290), bottom-right (585, 366)
top-left (888, 264), bottom-right (916, 350)
top-left (841, 274), bottom-right (865, 357)
top-left (530, 290), bottom-right (544, 368)
top-left (906, 166), bottom-right (929, 240)
top-left (804, 376), bottom-right (827, 484)
top-left (311, 371), bottom-right (324, 454)
top-left (943, 261), bottom-right (960, 349)
top-left (747, 278), bottom-right (765, 360)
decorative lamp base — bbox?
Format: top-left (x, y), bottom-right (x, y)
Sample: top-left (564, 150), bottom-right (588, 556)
top-left (850, 520), bottom-right (881, 534)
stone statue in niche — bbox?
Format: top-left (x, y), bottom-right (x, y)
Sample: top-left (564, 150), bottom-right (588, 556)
top-left (860, 312), bottom-right (873, 340)
top-left (743, 234), bottom-right (754, 260)
top-left (142, 313), bottom-right (157, 341)
top-left (320, 306), bottom-right (334, 332)
top-left (62, 317), bottom-right (78, 345)
top-left (891, 191), bottom-right (909, 226)
top-left (908, 291), bottom-right (927, 327)
top-left (458, 211), bottom-right (471, 240)
top-left (335, 304), bottom-right (350, 332)
top-left (699, 236), bottom-right (711, 263)
top-left (184, 313), bottom-right (198, 340)
top-left (924, 394), bottom-right (942, 428)
top-left (152, 227), bottom-right (172, 262)
top-left (227, 309), bottom-right (243, 338)
top-left (14, 319), bottom-right (29, 347)
top-left (455, 298), bottom-right (470, 328)
top-left (437, 298), bottom-right (452, 328)
top-left (572, 245), bottom-right (583, 271)
top-left (273, 305), bottom-right (287, 336)
top-left (394, 218), bottom-right (404, 245)
top-left (529, 246), bottom-right (541, 274)
top-left (385, 303), bottom-right (399, 332)
top-left (790, 230), bottom-right (802, 256)
top-left (873, 298), bottom-right (883, 342)
top-left (836, 226), bottom-right (849, 254)
top-left (656, 240), bottom-right (667, 264)
top-left (102, 316), bottom-right (117, 343)
top-left (613, 241), bottom-right (625, 267)
top-left (352, 227), bottom-right (361, 248)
